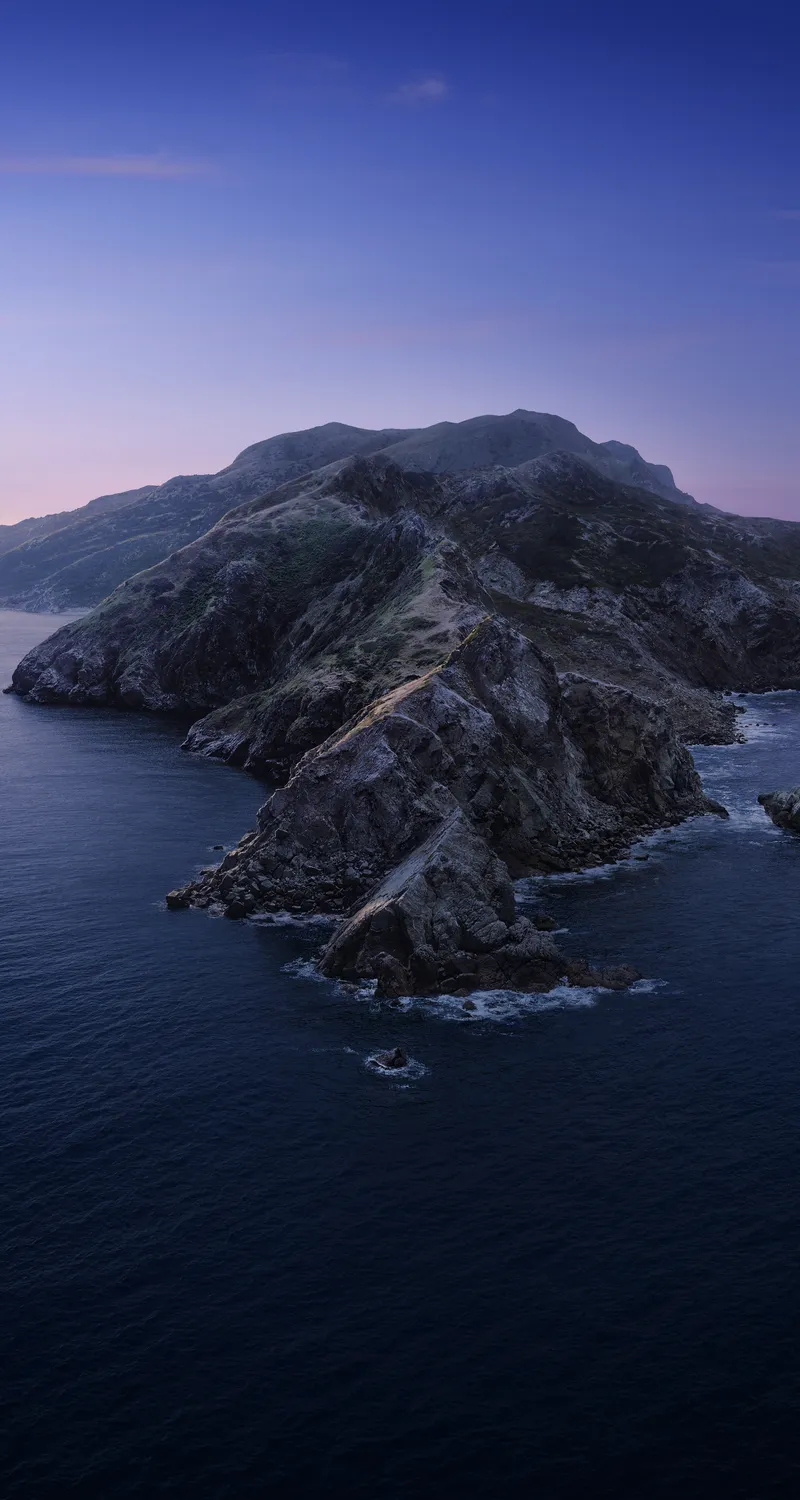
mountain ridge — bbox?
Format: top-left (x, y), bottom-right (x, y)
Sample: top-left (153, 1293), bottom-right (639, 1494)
top-left (0, 411), bottom-right (696, 611)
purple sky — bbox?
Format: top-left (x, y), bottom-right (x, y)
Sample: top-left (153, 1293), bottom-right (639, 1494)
top-left (2, 0), bottom-right (800, 522)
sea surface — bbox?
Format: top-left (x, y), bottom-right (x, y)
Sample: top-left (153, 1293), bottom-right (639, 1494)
top-left (3, 608), bottom-right (800, 1498)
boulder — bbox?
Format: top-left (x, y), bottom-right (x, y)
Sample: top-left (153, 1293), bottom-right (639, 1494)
top-left (165, 889), bottom-right (190, 910)
top-left (758, 789), bottom-right (800, 832)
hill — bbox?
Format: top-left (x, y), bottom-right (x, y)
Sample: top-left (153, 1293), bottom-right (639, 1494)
top-left (12, 426), bottom-right (768, 996)
top-left (0, 413), bottom-right (694, 610)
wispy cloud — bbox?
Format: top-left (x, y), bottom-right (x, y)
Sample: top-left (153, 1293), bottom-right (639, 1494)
top-left (0, 153), bottom-right (210, 179)
top-left (776, 209), bottom-right (800, 222)
top-left (386, 75), bottom-right (449, 106)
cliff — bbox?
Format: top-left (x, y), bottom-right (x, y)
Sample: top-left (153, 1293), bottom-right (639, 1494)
top-left (168, 618), bottom-right (713, 996)
top-left (14, 426), bottom-right (800, 996)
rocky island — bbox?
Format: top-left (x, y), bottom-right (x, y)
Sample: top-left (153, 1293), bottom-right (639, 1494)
top-left (11, 407), bottom-right (800, 995)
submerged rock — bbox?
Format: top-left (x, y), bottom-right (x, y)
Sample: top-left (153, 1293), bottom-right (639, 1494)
top-left (758, 789), bottom-right (800, 832)
top-left (371, 1047), bottom-right (409, 1070)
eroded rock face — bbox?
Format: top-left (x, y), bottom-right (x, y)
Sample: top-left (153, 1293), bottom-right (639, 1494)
top-left (170, 618), bottom-right (714, 994)
top-left (758, 789), bottom-right (800, 831)
top-left (318, 812), bottom-right (639, 998)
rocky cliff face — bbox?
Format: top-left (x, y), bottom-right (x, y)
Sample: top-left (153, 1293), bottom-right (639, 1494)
top-left (168, 618), bottom-right (711, 995)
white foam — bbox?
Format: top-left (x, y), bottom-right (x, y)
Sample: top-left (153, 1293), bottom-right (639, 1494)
top-left (281, 957), bottom-right (331, 983)
top-left (416, 983), bottom-right (609, 1023)
top-left (365, 1053), bottom-right (428, 1079)
top-left (280, 958), bottom-right (378, 1002)
top-left (517, 863), bottom-right (619, 892)
top-left (251, 910), bottom-right (338, 928)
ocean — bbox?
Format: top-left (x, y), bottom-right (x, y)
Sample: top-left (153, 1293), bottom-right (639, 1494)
top-left (3, 608), bottom-right (800, 1498)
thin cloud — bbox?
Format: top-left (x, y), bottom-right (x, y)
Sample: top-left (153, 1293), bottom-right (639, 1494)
top-left (776, 209), bottom-right (800, 222)
top-left (386, 75), bottom-right (449, 106)
top-left (0, 153), bottom-right (210, 179)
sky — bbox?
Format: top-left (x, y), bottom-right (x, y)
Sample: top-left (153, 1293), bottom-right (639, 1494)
top-left (2, 0), bottom-right (800, 522)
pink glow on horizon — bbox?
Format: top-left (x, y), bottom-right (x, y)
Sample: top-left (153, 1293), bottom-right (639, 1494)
top-left (1, 420), bottom-right (798, 529)
top-left (0, 154), bottom-right (210, 178)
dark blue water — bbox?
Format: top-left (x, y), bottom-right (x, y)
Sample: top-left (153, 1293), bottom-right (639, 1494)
top-left (4, 609), bottom-right (800, 1499)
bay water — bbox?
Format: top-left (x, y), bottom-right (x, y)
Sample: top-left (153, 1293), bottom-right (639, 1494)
top-left (3, 609), bottom-right (800, 1497)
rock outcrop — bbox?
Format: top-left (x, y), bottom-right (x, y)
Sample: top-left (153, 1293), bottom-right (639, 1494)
top-left (165, 617), bottom-right (715, 995)
top-left (319, 812), bottom-right (641, 999)
top-left (758, 788), bottom-right (800, 831)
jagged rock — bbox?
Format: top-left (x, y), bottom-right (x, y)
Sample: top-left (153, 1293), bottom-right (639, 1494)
top-left (320, 813), bottom-right (570, 998)
top-left (176, 616), bottom-right (713, 912)
top-left (758, 789), bottom-right (800, 831)
top-left (164, 617), bottom-right (709, 994)
top-left (165, 889), bottom-right (190, 910)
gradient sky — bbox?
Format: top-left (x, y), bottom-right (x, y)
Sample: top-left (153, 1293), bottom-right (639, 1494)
top-left (2, 0), bottom-right (800, 521)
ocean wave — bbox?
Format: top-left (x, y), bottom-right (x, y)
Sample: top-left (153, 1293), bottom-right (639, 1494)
top-left (517, 863), bottom-right (620, 892)
top-left (417, 983), bottom-right (610, 1023)
top-left (251, 910), bottom-right (338, 928)
top-left (281, 955), bottom-right (660, 1019)
top-left (281, 958), bottom-right (378, 1002)
top-left (281, 957), bottom-right (332, 982)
